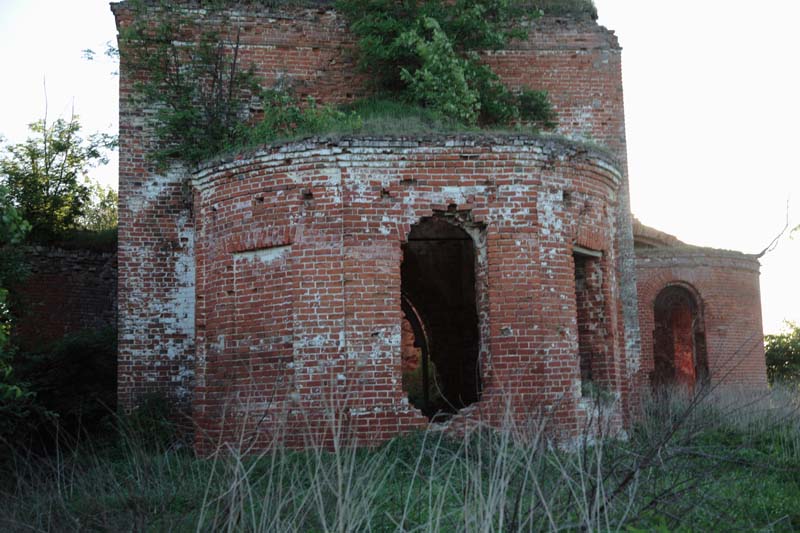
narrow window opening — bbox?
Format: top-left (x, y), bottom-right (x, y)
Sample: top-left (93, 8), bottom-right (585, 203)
top-left (401, 217), bottom-right (481, 420)
top-left (573, 250), bottom-right (605, 397)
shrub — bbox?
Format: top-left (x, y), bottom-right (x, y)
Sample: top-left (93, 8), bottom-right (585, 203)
top-left (765, 322), bottom-right (800, 386)
top-left (13, 327), bottom-right (117, 441)
top-left (120, 2), bottom-right (262, 166)
top-left (242, 90), bottom-right (362, 146)
top-left (337, 0), bottom-right (557, 128)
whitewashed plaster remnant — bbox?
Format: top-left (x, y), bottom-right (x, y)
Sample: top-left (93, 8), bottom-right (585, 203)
top-left (126, 167), bottom-right (186, 216)
top-left (440, 186), bottom-right (488, 204)
top-left (538, 189), bottom-right (565, 237)
top-left (233, 244), bottom-right (291, 265)
top-left (164, 213), bottom-right (197, 362)
top-left (369, 327), bottom-right (401, 361)
top-left (173, 365), bottom-right (195, 400)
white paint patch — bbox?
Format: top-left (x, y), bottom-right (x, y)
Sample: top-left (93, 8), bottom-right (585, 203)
top-left (233, 245), bottom-right (291, 264)
top-left (538, 189), bottom-right (565, 237)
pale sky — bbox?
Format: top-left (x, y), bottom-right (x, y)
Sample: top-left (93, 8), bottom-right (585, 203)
top-left (0, 0), bottom-right (797, 334)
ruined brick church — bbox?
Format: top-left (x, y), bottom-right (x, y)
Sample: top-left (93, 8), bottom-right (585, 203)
top-left (112, 2), bottom-right (767, 449)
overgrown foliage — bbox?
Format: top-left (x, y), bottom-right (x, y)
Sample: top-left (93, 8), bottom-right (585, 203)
top-left (120, 1), bottom-right (262, 166)
top-left (240, 90), bottom-right (363, 146)
top-left (0, 117), bottom-right (116, 242)
top-left (1, 387), bottom-right (799, 530)
top-left (121, 0), bottom-right (557, 166)
top-left (78, 182), bottom-right (118, 232)
top-left (0, 189), bottom-right (36, 446)
top-left (531, 0), bottom-right (597, 19)
top-left (336, 0), bottom-right (557, 127)
top-left (12, 328), bottom-right (118, 441)
top-left (1, 327), bottom-right (117, 455)
top-left (766, 322), bottom-right (800, 386)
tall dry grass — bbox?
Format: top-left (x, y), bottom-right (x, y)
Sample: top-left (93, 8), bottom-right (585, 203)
top-left (1, 383), bottom-right (798, 531)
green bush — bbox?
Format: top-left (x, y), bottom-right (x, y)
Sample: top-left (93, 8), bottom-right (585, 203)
top-left (13, 327), bottom-right (117, 441)
top-left (120, 2), bottom-right (262, 166)
top-left (398, 17), bottom-right (481, 124)
top-left (337, 0), bottom-right (556, 127)
top-left (765, 322), bottom-right (800, 386)
top-left (123, 0), bottom-right (558, 165)
top-left (242, 90), bottom-right (362, 146)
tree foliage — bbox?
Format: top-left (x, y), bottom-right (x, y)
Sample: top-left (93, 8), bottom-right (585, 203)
top-left (765, 322), bottom-right (800, 386)
top-left (120, 2), bottom-right (262, 166)
top-left (336, 0), bottom-right (556, 127)
top-left (0, 187), bottom-right (35, 440)
top-left (79, 182), bottom-right (118, 232)
top-left (0, 117), bottom-right (116, 241)
top-left (120, 0), bottom-right (557, 166)
top-left (0, 187), bottom-right (29, 355)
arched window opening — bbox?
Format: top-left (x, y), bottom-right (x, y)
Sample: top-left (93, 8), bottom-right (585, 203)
top-left (401, 217), bottom-right (481, 420)
top-left (652, 285), bottom-right (709, 393)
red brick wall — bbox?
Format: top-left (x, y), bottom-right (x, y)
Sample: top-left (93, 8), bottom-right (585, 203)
top-left (635, 249), bottom-right (768, 399)
top-left (190, 136), bottom-right (624, 449)
top-left (111, 3), bottom-right (639, 444)
top-left (11, 246), bottom-right (117, 350)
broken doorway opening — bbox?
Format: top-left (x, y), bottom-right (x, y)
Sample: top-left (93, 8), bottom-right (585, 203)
top-left (400, 216), bottom-right (481, 420)
top-left (652, 285), bottom-right (709, 394)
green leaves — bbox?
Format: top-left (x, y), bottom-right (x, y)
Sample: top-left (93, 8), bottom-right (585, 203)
top-left (337, 0), bottom-right (556, 128)
top-left (765, 322), bottom-right (800, 386)
top-left (243, 91), bottom-right (363, 146)
top-left (0, 190), bottom-right (30, 247)
top-left (398, 17), bottom-right (480, 124)
top-left (122, 4), bottom-right (261, 166)
top-left (121, 1), bottom-right (558, 165)
top-left (0, 119), bottom-right (116, 241)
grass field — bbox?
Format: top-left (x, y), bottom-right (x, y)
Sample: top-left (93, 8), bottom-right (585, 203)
top-left (2, 386), bottom-right (798, 532)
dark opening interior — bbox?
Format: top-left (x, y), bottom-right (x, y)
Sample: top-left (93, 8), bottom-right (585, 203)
top-left (652, 285), bottom-right (709, 393)
top-left (400, 217), bottom-right (481, 419)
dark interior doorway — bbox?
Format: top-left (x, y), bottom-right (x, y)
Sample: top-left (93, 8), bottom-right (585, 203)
top-left (652, 285), bottom-right (709, 393)
top-left (400, 217), bottom-right (481, 419)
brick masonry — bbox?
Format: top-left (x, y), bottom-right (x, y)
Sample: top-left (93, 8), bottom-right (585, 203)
top-left (11, 246), bottom-right (117, 351)
top-left (110, 3), bottom-right (766, 449)
top-left (633, 221), bottom-right (768, 400)
top-left (190, 136), bottom-right (625, 448)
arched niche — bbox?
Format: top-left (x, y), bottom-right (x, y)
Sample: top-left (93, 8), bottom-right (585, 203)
top-left (652, 284), bottom-right (709, 393)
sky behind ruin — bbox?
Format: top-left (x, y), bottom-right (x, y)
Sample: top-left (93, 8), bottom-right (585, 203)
top-left (0, 0), bottom-right (798, 334)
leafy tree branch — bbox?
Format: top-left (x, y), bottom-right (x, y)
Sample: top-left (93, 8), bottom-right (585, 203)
top-left (0, 117), bottom-right (116, 241)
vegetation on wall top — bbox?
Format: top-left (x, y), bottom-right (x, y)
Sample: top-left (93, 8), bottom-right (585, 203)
top-left (530, 0), bottom-right (597, 19)
top-left (336, 0), bottom-right (556, 127)
top-left (120, 0), bottom-right (561, 166)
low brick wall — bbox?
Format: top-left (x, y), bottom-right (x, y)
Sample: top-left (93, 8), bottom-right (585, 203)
top-left (11, 246), bottom-right (117, 350)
